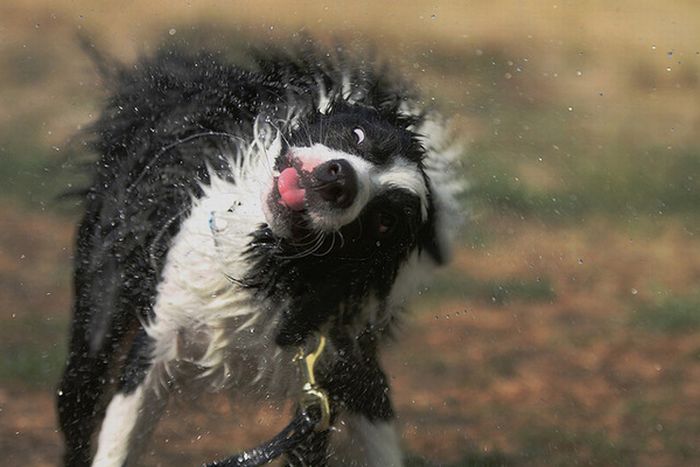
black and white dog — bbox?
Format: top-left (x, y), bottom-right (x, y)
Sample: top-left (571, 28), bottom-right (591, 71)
top-left (57, 41), bottom-right (462, 466)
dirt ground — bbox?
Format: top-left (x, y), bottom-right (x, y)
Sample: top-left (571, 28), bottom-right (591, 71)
top-left (2, 203), bottom-right (698, 466)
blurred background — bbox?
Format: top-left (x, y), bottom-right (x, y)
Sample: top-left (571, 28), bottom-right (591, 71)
top-left (1, 1), bottom-right (699, 465)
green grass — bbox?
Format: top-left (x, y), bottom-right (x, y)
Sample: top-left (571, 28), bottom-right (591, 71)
top-left (691, 346), bottom-right (700, 363)
top-left (0, 315), bottom-right (69, 388)
top-left (0, 344), bottom-right (67, 387)
top-left (406, 451), bottom-right (513, 467)
top-left (487, 349), bottom-right (537, 378)
top-left (0, 121), bottom-right (88, 215)
top-left (423, 271), bottom-right (556, 306)
top-left (622, 396), bottom-right (700, 461)
top-left (1, 39), bottom-right (55, 86)
top-left (467, 126), bottom-right (700, 222)
top-left (487, 279), bottom-right (555, 305)
top-left (516, 425), bottom-right (633, 466)
top-left (630, 292), bottom-right (700, 334)
top-left (419, 43), bottom-right (700, 224)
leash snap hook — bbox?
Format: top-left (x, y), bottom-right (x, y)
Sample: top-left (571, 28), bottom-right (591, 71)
top-left (294, 333), bottom-right (331, 432)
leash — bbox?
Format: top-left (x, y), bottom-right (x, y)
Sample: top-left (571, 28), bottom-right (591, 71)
top-left (203, 334), bottom-right (331, 467)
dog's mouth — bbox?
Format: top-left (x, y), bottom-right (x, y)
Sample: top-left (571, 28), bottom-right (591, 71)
top-left (266, 155), bottom-right (313, 239)
top-left (266, 149), bottom-right (361, 241)
top-left (276, 164), bottom-right (307, 212)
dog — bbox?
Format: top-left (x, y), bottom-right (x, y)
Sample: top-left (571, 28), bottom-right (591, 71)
top-left (57, 40), bottom-right (462, 466)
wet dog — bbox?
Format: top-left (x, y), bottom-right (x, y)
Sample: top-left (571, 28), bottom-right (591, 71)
top-left (57, 41), bottom-right (462, 466)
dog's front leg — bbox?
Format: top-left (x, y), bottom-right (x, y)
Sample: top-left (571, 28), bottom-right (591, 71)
top-left (92, 331), bottom-right (169, 467)
top-left (323, 339), bottom-right (403, 467)
top-left (354, 417), bottom-right (403, 467)
top-left (92, 377), bottom-right (168, 467)
top-left (329, 413), bottom-right (403, 467)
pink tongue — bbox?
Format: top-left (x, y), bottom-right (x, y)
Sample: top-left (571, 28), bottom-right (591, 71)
top-left (277, 167), bottom-right (306, 211)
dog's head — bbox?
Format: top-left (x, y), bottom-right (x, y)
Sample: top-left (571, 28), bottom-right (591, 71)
top-left (249, 99), bottom-right (460, 346)
top-left (264, 103), bottom-right (445, 266)
top-left (228, 46), bottom-right (464, 345)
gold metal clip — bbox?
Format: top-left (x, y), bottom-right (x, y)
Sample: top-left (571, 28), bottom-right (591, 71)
top-left (294, 333), bottom-right (331, 431)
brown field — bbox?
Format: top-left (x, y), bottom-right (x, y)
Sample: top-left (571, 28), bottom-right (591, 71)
top-left (1, 1), bottom-right (699, 466)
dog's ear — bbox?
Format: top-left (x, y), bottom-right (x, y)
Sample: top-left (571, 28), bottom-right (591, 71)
top-left (418, 196), bottom-right (448, 266)
top-left (420, 226), bottom-right (446, 265)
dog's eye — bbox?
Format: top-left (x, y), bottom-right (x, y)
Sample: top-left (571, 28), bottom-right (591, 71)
top-left (353, 127), bottom-right (365, 144)
top-left (374, 210), bottom-right (397, 237)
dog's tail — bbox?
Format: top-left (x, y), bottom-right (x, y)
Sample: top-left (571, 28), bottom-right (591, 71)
top-left (55, 34), bottom-right (124, 204)
top-left (76, 32), bottom-right (125, 84)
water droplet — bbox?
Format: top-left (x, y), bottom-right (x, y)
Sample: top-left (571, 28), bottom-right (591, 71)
top-left (567, 106), bottom-right (573, 111)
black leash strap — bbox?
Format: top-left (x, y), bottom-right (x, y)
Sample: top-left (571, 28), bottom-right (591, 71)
top-left (203, 407), bottom-right (322, 467)
top-left (202, 334), bottom-right (330, 467)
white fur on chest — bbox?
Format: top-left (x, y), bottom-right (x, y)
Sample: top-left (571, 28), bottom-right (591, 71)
top-left (145, 147), bottom-right (295, 396)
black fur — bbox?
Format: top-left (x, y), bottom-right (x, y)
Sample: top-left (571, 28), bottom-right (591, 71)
top-left (58, 41), bottom-right (443, 466)
top-left (244, 186), bottom-right (426, 346)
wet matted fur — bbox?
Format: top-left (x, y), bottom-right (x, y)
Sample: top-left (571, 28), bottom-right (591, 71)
top-left (57, 40), bottom-right (463, 466)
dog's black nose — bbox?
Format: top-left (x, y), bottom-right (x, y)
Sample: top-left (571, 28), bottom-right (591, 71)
top-left (312, 159), bottom-right (358, 208)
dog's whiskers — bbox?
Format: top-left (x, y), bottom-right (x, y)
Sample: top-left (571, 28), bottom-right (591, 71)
top-left (313, 230), bottom-right (336, 257)
top-left (286, 230), bottom-right (322, 248)
top-left (335, 229), bottom-right (346, 249)
top-left (276, 231), bottom-right (326, 259)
